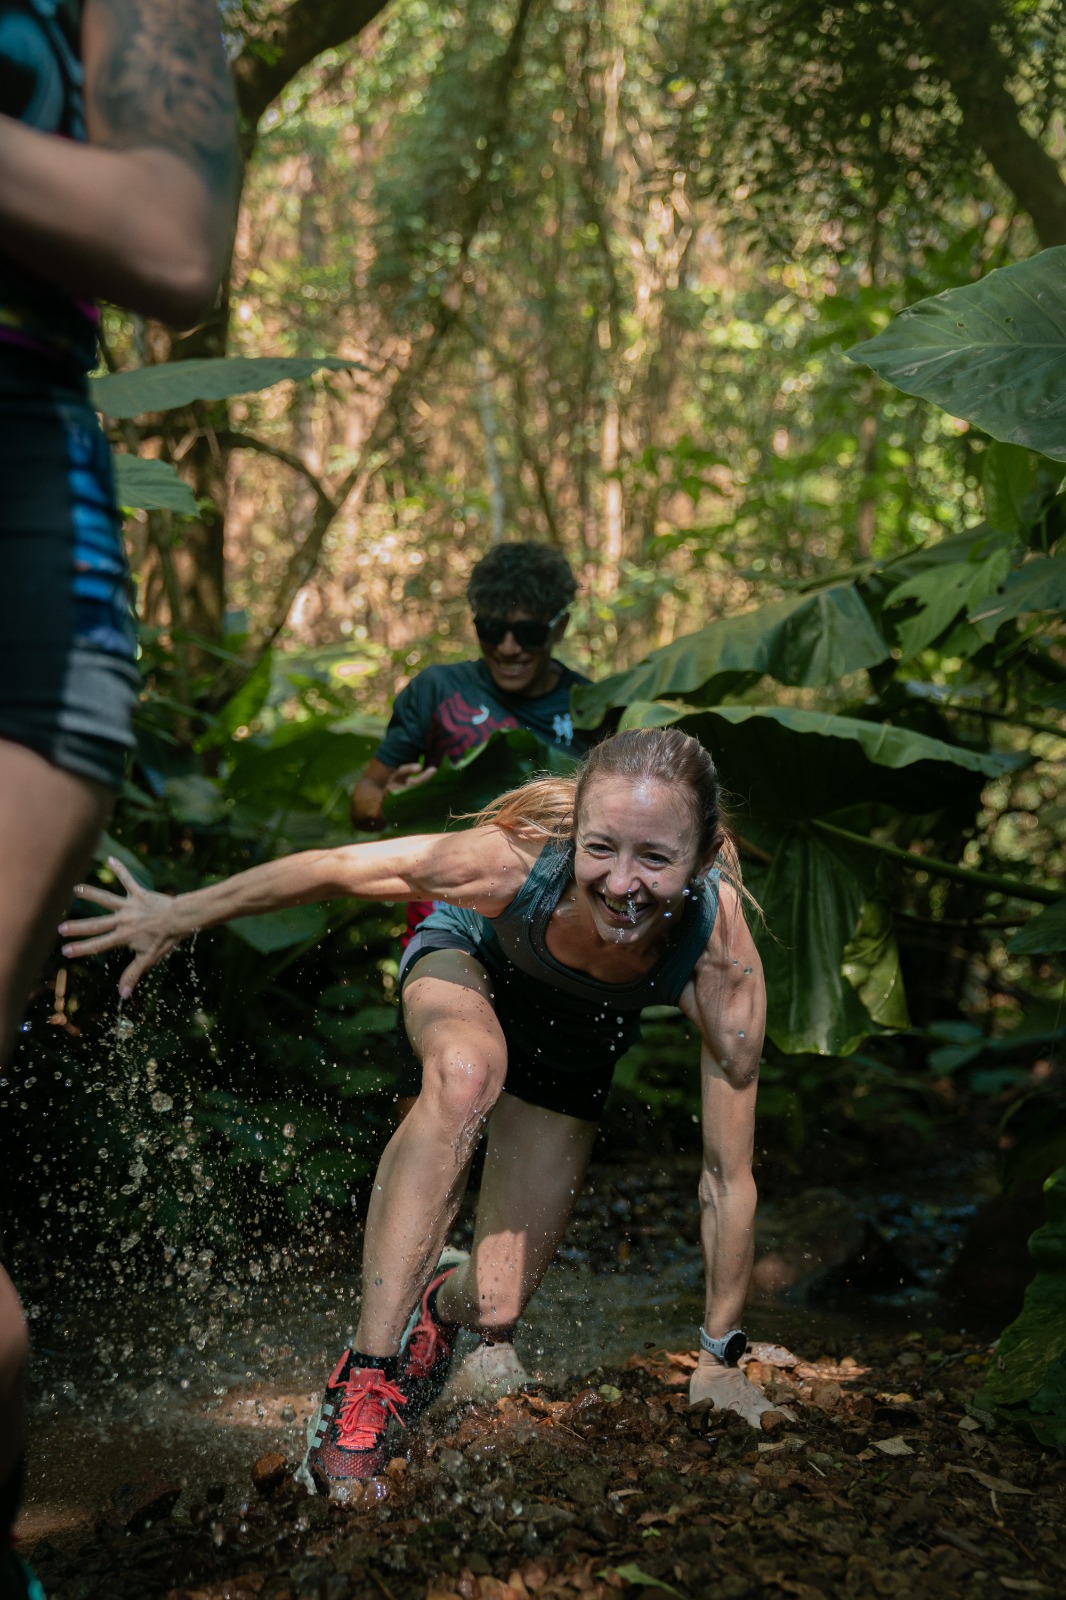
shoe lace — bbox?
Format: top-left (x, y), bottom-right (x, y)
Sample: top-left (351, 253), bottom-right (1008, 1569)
top-left (405, 1315), bottom-right (444, 1378)
top-left (335, 1370), bottom-right (407, 1450)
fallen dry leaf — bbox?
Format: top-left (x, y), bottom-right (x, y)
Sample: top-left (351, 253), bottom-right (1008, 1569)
top-left (949, 1464), bottom-right (1032, 1496)
top-left (872, 1436), bottom-right (914, 1456)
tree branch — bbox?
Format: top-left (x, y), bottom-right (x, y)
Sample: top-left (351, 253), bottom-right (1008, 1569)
top-left (906, 0), bottom-right (1066, 248)
top-left (215, 428), bottom-right (338, 515)
top-left (233, 0), bottom-right (394, 154)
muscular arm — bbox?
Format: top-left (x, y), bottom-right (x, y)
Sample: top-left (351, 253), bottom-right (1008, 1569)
top-left (60, 825), bottom-right (539, 995)
top-left (0, 0), bottom-right (238, 325)
top-left (679, 885), bottom-right (770, 1420)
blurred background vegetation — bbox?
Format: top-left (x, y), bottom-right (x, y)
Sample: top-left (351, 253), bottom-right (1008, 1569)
top-left (1, 0), bottom-right (1063, 1338)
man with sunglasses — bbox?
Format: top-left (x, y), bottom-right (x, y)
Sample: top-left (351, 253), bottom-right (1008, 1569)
top-left (351, 543), bottom-right (597, 852)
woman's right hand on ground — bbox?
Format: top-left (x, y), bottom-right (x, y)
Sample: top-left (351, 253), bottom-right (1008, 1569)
top-left (689, 1357), bottom-right (795, 1428)
top-left (59, 857), bottom-right (182, 997)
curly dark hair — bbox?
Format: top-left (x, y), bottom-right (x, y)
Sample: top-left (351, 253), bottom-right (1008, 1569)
top-left (466, 542), bottom-right (578, 620)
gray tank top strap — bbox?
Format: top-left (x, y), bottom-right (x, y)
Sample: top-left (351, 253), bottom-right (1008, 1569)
top-left (488, 838), bottom-right (719, 1009)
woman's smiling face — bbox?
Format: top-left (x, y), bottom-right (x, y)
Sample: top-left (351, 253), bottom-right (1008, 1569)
top-left (572, 775), bottom-right (705, 946)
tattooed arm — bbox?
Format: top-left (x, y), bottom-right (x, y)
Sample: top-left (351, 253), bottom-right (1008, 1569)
top-left (0, 0), bottom-right (239, 326)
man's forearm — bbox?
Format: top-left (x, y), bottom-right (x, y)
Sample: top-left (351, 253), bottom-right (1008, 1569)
top-left (351, 778), bottom-right (388, 830)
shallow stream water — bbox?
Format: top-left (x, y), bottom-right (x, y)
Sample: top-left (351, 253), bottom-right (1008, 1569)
top-left (18, 1163), bottom-right (985, 1552)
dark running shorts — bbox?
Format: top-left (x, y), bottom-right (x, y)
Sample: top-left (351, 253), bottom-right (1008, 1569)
top-left (395, 923), bottom-right (617, 1122)
top-left (0, 348), bottom-right (138, 791)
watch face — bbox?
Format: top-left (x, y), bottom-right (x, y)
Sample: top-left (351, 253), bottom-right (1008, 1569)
top-left (723, 1331), bottom-right (747, 1366)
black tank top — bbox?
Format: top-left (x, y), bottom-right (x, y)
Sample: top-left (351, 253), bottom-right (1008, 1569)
top-left (414, 838), bottom-right (720, 1072)
top-left (0, 1), bottom-right (98, 370)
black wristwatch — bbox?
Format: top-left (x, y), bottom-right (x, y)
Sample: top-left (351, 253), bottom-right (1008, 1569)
top-left (699, 1327), bottom-right (747, 1366)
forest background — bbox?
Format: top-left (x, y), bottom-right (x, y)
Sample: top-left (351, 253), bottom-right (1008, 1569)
top-left (3, 0), bottom-right (1065, 1427)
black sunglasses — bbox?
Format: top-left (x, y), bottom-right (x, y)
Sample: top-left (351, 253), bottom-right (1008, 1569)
top-left (474, 609), bottom-right (566, 649)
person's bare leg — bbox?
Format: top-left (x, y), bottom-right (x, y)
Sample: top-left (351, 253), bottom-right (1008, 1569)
top-left (355, 951), bottom-right (506, 1355)
top-left (436, 1094), bottom-right (598, 1335)
top-left (0, 1267), bottom-right (28, 1493)
top-left (0, 739), bottom-right (113, 1490)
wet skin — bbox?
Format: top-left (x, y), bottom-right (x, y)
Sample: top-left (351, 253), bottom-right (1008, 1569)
top-left (544, 775), bottom-right (715, 982)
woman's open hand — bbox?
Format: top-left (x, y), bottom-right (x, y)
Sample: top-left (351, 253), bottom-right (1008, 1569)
top-left (689, 1354), bottom-right (795, 1428)
top-left (59, 857), bottom-right (183, 997)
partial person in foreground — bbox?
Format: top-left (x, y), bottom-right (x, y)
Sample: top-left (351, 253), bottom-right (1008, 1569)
top-left (0, 2), bottom-right (238, 1591)
top-left (62, 728), bottom-right (774, 1503)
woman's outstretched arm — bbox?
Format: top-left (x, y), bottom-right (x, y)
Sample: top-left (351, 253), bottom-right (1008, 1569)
top-left (59, 827), bottom-right (538, 997)
top-left (0, 0), bottom-right (239, 325)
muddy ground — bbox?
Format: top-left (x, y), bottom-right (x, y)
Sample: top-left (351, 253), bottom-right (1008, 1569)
top-left (23, 1329), bottom-right (1065, 1600)
top-left (16, 1150), bottom-right (1064, 1600)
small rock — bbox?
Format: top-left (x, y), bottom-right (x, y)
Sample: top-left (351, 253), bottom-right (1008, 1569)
top-left (809, 1379), bottom-right (844, 1411)
top-left (280, 1405), bottom-right (296, 1422)
top-left (760, 1409), bottom-right (791, 1433)
top-left (101, 1469), bottom-right (181, 1533)
top-left (251, 1453), bottom-right (288, 1495)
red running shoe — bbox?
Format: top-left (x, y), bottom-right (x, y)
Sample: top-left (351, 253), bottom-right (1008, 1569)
top-left (301, 1350), bottom-right (408, 1499)
top-left (397, 1260), bottom-right (464, 1420)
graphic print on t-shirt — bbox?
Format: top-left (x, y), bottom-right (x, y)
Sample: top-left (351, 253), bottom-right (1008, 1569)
top-left (431, 691), bottom-right (520, 763)
top-left (374, 658), bottom-right (597, 946)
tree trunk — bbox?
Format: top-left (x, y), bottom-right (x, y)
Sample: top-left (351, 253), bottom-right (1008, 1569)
top-left (139, 0), bottom-right (395, 656)
top-left (908, 0), bottom-right (1066, 248)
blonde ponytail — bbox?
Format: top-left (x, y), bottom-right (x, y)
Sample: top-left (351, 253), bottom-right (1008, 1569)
top-left (465, 774), bottom-right (577, 840)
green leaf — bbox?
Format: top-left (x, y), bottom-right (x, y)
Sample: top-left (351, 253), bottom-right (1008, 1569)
top-left (572, 585), bottom-right (889, 727)
top-left (848, 247), bottom-right (1066, 460)
top-left (197, 651), bottom-right (274, 750)
top-left (1009, 899), bottom-right (1066, 954)
top-left (976, 1166), bottom-right (1066, 1447)
top-left (969, 552), bottom-right (1066, 634)
top-left (382, 727), bottom-right (577, 833)
top-left (229, 903), bottom-right (331, 954)
top-left (679, 705), bottom-right (1015, 824)
top-left (164, 775), bottom-right (228, 826)
top-left (883, 546), bottom-right (1013, 658)
top-left (112, 454), bottom-right (198, 515)
top-left (842, 898), bottom-right (909, 1031)
top-left (92, 356), bottom-right (363, 418)
top-left (981, 442), bottom-right (1047, 533)
top-left (598, 1565), bottom-right (686, 1598)
top-left (757, 826), bottom-right (882, 1055)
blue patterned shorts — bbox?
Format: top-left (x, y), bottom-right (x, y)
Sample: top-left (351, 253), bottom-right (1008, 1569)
top-left (0, 349), bottom-right (138, 790)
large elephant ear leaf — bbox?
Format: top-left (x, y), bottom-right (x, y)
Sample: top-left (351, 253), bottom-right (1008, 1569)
top-left (92, 356), bottom-right (363, 418)
top-left (757, 826), bottom-right (890, 1056)
top-left (571, 585), bottom-right (888, 727)
top-left (848, 247), bottom-right (1066, 460)
top-left (680, 705), bottom-right (1018, 826)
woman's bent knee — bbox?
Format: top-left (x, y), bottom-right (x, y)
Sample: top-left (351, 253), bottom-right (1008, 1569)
top-left (420, 1053), bottom-right (503, 1126)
